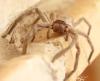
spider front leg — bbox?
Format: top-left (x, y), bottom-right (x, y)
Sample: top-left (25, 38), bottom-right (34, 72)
top-left (74, 17), bottom-right (91, 35)
top-left (47, 27), bottom-right (51, 39)
top-left (64, 42), bottom-right (80, 81)
top-left (35, 8), bottom-right (51, 23)
top-left (35, 8), bottom-right (52, 39)
top-left (76, 30), bottom-right (94, 64)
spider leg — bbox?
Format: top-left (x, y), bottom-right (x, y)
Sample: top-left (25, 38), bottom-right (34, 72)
top-left (1, 15), bottom-right (24, 38)
top-left (28, 29), bottom-right (36, 43)
top-left (76, 30), bottom-right (94, 64)
top-left (22, 41), bottom-right (28, 54)
top-left (46, 27), bottom-right (50, 39)
top-left (52, 33), bottom-right (77, 62)
top-left (35, 8), bottom-right (52, 39)
top-left (1, 21), bottom-right (18, 38)
top-left (64, 42), bottom-right (80, 81)
top-left (20, 37), bottom-right (28, 54)
top-left (9, 31), bottom-right (15, 43)
top-left (30, 33), bottom-right (35, 42)
top-left (21, 37), bottom-right (33, 54)
top-left (36, 23), bottom-right (51, 39)
top-left (9, 35), bottom-right (15, 43)
top-left (64, 29), bottom-right (69, 41)
top-left (29, 15), bottom-right (41, 42)
top-left (49, 12), bottom-right (58, 22)
top-left (74, 17), bottom-right (91, 35)
top-left (2, 8), bottom-right (40, 38)
top-left (35, 8), bottom-right (51, 23)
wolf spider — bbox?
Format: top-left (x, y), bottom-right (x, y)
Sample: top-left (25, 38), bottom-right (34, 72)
top-left (1, 8), bottom-right (94, 81)
top-left (35, 8), bottom-right (94, 81)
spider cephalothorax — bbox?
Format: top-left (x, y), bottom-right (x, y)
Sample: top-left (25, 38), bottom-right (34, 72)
top-left (52, 20), bottom-right (68, 34)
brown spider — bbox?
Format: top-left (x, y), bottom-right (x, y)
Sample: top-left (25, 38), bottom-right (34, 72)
top-left (35, 8), bottom-right (94, 81)
top-left (1, 8), bottom-right (94, 81)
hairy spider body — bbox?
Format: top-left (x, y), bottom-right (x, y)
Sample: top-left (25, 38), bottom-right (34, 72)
top-left (52, 20), bottom-right (67, 34)
top-left (41, 19), bottom-right (94, 81)
top-left (35, 8), bottom-right (94, 81)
